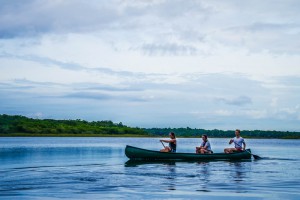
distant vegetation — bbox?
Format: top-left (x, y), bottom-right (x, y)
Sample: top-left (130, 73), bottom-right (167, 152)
top-left (0, 114), bottom-right (148, 137)
top-left (145, 128), bottom-right (300, 139)
top-left (1, 114), bottom-right (300, 138)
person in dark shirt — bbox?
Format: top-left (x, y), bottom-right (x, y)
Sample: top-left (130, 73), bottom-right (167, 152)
top-left (160, 132), bottom-right (177, 152)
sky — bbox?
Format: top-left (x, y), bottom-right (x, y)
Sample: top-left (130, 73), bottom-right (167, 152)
top-left (1, 0), bottom-right (300, 131)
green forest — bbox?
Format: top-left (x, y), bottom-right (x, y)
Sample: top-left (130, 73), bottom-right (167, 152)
top-left (1, 114), bottom-right (300, 138)
top-left (0, 114), bottom-right (148, 137)
top-left (145, 128), bottom-right (300, 139)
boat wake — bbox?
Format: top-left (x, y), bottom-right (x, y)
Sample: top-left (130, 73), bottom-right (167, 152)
top-left (255, 157), bottom-right (299, 161)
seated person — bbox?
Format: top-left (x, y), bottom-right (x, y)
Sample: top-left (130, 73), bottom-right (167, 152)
top-left (196, 134), bottom-right (212, 154)
top-left (160, 132), bottom-right (176, 152)
top-left (224, 129), bottom-right (246, 153)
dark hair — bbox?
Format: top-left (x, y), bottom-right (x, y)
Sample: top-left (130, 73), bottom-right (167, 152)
top-left (235, 129), bottom-right (240, 133)
top-left (202, 134), bottom-right (208, 139)
top-left (170, 132), bottom-right (176, 138)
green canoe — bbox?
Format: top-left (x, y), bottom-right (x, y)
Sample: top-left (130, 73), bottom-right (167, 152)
top-left (125, 145), bottom-right (252, 161)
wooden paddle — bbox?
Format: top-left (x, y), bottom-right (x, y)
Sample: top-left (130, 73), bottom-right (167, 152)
top-left (233, 141), bottom-right (261, 159)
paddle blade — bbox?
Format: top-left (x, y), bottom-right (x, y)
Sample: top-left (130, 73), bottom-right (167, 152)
top-left (252, 154), bottom-right (261, 159)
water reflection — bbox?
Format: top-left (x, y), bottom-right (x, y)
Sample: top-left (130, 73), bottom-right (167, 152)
top-left (124, 160), bottom-right (176, 167)
top-left (123, 160), bottom-right (178, 191)
top-left (0, 146), bottom-right (115, 166)
top-left (124, 160), bottom-right (253, 194)
top-left (231, 162), bottom-right (245, 183)
top-left (164, 162), bottom-right (177, 191)
top-left (196, 162), bottom-right (211, 192)
top-left (228, 161), bottom-right (250, 193)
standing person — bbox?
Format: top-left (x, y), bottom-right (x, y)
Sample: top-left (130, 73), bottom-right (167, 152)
top-left (196, 134), bottom-right (212, 154)
top-left (224, 129), bottom-right (246, 153)
top-left (160, 132), bottom-right (177, 152)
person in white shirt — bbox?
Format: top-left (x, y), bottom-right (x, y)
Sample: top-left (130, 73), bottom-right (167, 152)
top-left (224, 129), bottom-right (246, 153)
top-left (196, 134), bottom-right (212, 154)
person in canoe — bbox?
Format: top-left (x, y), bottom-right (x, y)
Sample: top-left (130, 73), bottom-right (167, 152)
top-left (224, 129), bottom-right (246, 153)
top-left (196, 134), bottom-right (213, 154)
top-left (160, 132), bottom-right (177, 152)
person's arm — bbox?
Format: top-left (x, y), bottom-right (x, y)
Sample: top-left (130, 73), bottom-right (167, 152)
top-left (202, 142), bottom-right (208, 150)
top-left (199, 142), bottom-right (204, 149)
top-left (229, 138), bottom-right (234, 144)
top-left (160, 139), bottom-right (175, 143)
top-left (242, 141), bottom-right (246, 150)
top-left (160, 139), bottom-right (169, 143)
top-left (204, 141), bottom-right (212, 150)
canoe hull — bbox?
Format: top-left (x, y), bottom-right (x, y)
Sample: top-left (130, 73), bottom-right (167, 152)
top-left (125, 145), bottom-right (252, 161)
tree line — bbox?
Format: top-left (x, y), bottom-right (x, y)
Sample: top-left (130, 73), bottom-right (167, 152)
top-left (145, 127), bottom-right (300, 139)
top-left (0, 114), bottom-right (148, 136)
top-left (1, 114), bottom-right (300, 138)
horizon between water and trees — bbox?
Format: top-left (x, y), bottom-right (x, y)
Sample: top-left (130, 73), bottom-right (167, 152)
top-left (1, 114), bottom-right (299, 139)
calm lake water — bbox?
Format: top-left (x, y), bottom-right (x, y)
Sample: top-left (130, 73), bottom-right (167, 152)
top-left (0, 137), bottom-right (300, 199)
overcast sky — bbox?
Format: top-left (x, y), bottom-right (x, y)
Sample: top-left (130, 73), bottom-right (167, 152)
top-left (1, 0), bottom-right (300, 131)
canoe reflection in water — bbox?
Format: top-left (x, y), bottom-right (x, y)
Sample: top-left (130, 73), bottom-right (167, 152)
top-left (124, 159), bottom-right (177, 190)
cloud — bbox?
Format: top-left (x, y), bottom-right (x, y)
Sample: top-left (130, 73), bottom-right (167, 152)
top-left (64, 91), bottom-right (148, 102)
top-left (0, 0), bottom-right (209, 57)
top-left (63, 92), bottom-right (113, 101)
top-left (0, 0), bottom-right (208, 38)
top-left (138, 43), bottom-right (197, 56)
top-left (1, 72), bottom-right (300, 130)
top-left (1, 0), bottom-right (299, 57)
top-left (0, 52), bottom-right (148, 78)
top-left (219, 22), bottom-right (300, 54)
top-left (271, 76), bottom-right (300, 88)
top-left (215, 96), bottom-right (252, 106)
top-left (0, 0), bottom-right (121, 38)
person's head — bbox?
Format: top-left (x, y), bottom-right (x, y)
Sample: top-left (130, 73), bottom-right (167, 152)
top-left (202, 134), bottom-right (208, 141)
top-left (235, 129), bottom-right (241, 137)
top-left (169, 132), bottom-right (176, 139)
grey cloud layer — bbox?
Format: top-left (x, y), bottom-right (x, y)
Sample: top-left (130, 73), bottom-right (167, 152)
top-left (1, 0), bottom-right (299, 55)
top-left (0, 52), bottom-right (149, 78)
top-left (1, 72), bottom-right (299, 130)
top-left (215, 96), bottom-right (252, 106)
top-left (1, 68), bottom-right (300, 130)
top-left (0, 0), bottom-right (120, 38)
